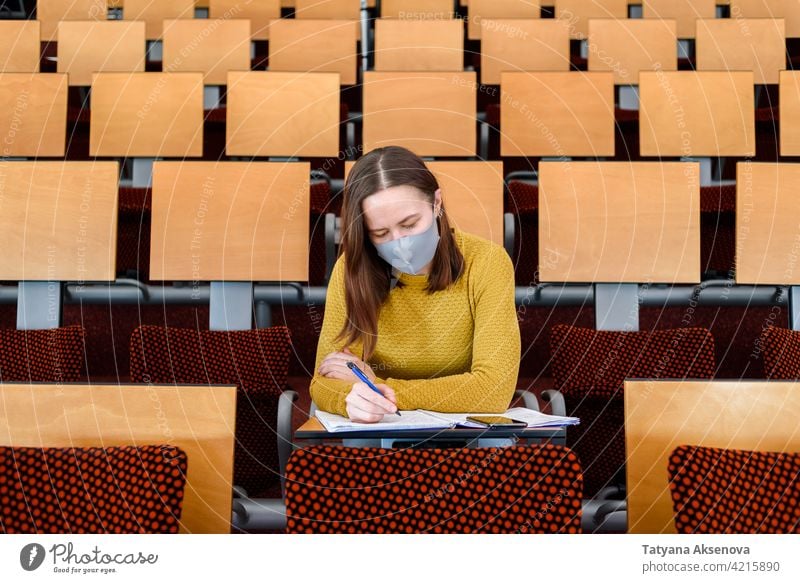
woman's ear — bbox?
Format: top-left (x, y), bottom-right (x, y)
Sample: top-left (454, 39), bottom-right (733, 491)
top-left (434, 189), bottom-right (443, 216)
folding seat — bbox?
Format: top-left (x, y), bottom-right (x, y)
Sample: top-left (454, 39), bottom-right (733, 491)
top-left (642, 0), bottom-right (717, 67)
top-left (56, 20), bottom-right (145, 123)
top-left (0, 445), bottom-right (188, 533)
top-left (667, 445), bottom-right (800, 533)
top-left (380, 0), bottom-right (453, 19)
top-left (639, 71), bottom-right (755, 277)
top-left (0, 72), bottom-right (67, 157)
top-left (554, 0), bottom-right (629, 68)
top-left (550, 325), bottom-right (716, 497)
top-left (90, 71), bottom-right (203, 278)
top-left (540, 160), bottom-right (713, 498)
top-left (0, 381), bottom-right (237, 533)
top-left (130, 160), bottom-right (308, 513)
top-left (0, 160), bottom-right (118, 380)
top-left (122, 0), bottom-right (195, 42)
top-left (373, 19), bottom-right (463, 72)
top-left (285, 444), bottom-right (583, 533)
top-left (0, 20), bottom-right (40, 72)
top-left (36, 0), bottom-right (109, 43)
top-left (626, 380), bottom-right (800, 533)
top-left (586, 19), bottom-right (677, 150)
top-left (760, 326), bottom-right (800, 379)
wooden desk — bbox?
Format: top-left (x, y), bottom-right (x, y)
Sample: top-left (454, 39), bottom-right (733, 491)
top-left (625, 379), bottom-right (800, 534)
top-left (295, 417), bottom-right (566, 446)
top-left (643, 0), bottom-right (716, 39)
top-left (0, 383), bottom-right (236, 534)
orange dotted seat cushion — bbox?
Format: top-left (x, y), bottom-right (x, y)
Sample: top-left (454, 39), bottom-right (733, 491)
top-left (129, 325), bottom-right (292, 497)
top-left (285, 444), bottom-right (583, 534)
top-left (0, 326), bottom-right (85, 382)
top-left (668, 445), bottom-right (800, 534)
top-left (550, 325), bottom-right (715, 496)
top-left (760, 326), bottom-right (800, 379)
top-left (0, 445), bottom-right (188, 534)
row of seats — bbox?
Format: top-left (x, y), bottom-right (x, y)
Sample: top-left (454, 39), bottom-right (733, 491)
top-left (4, 322), bottom-right (800, 533)
top-left (9, 441), bottom-right (795, 534)
top-left (3, 15), bottom-right (797, 82)
top-left (0, 159), bottom-right (791, 287)
top-left (0, 69), bottom-right (794, 160)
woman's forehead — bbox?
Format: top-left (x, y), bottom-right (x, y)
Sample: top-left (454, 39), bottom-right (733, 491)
top-left (361, 185), bottom-right (430, 214)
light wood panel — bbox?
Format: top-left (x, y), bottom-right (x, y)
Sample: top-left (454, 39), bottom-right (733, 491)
top-left (90, 72), bottom-right (204, 157)
top-left (374, 19), bottom-right (463, 72)
top-left (555, 0), bottom-right (628, 40)
top-left (588, 19), bottom-right (678, 85)
top-left (639, 71), bottom-right (755, 157)
top-left (268, 19), bottom-right (358, 86)
top-left (696, 18), bottom-right (785, 85)
top-left (150, 161), bottom-right (310, 281)
top-left (626, 380), bottom-right (800, 534)
top-left (57, 21), bottom-right (145, 87)
top-left (294, 0), bottom-right (359, 19)
top-left (781, 70), bottom-right (800, 155)
top-left (163, 19), bottom-right (251, 85)
top-left (643, 0), bottom-right (717, 39)
top-left (37, 0), bottom-right (107, 42)
top-left (467, 0), bottom-right (541, 40)
top-left (0, 383), bottom-right (236, 534)
top-left (538, 161), bottom-right (700, 283)
top-left (226, 71), bottom-right (340, 157)
top-left (500, 72), bottom-right (615, 157)
top-left (362, 71), bottom-right (477, 157)
top-left (0, 73), bottom-right (67, 157)
top-left (122, 0), bottom-right (195, 40)
top-left (345, 160), bottom-right (505, 245)
top-left (731, 0), bottom-right (800, 38)
top-left (0, 21), bottom-right (40, 72)
top-left (735, 162), bottom-right (800, 284)
top-left (209, 0), bottom-right (280, 40)
top-left (0, 161), bottom-right (118, 281)
top-left (381, 0), bottom-right (453, 19)
top-left (481, 20), bottom-right (570, 85)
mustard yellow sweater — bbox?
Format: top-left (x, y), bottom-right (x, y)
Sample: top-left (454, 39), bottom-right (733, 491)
top-left (310, 229), bottom-right (521, 417)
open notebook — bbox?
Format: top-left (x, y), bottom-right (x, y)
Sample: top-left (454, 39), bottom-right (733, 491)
top-left (315, 407), bottom-right (579, 433)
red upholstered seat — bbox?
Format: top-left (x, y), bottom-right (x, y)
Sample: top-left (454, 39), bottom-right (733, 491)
top-left (129, 325), bottom-right (291, 497)
top-left (285, 444), bottom-right (583, 534)
top-left (760, 326), bottom-right (800, 379)
top-left (668, 445), bottom-right (800, 534)
top-left (0, 325), bottom-right (86, 382)
top-left (550, 325), bottom-right (716, 496)
top-left (0, 445), bottom-right (187, 534)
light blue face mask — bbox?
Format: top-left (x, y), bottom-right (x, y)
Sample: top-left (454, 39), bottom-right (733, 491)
top-left (373, 208), bottom-right (440, 275)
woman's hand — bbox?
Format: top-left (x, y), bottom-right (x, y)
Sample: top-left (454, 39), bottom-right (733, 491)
top-left (318, 347), bottom-right (377, 383)
top-left (345, 382), bottom-right (398, 423)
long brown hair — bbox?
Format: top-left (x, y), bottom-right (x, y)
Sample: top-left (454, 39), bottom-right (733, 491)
top-left (336, 146), bottom-right (465, 359)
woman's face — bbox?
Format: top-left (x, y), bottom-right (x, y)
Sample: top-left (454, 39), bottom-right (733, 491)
top-left (361, 185), bottom-right (442, 246)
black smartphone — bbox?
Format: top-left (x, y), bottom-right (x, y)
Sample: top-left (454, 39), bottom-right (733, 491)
top-left (466, 415), bottom-right (528, 428)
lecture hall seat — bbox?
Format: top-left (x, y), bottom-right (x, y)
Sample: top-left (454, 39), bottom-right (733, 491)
top-left (285, 444), bottom-right (583, 534)
top-left (548, 325), bottom-right (716, 497)
top-left (668, 445), bottom-right (800, 534)
top-left (0, 445), bottom-right (188, 534)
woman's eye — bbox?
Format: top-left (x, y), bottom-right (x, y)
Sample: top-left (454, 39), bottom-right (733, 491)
top-left (402, 223), bottom-right (417, 231)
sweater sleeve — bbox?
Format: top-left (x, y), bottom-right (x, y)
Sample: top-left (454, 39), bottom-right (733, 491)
top-left (308, 256), bottom-right (356, 417)
top-left (376, 248), bottom-right (521, 413)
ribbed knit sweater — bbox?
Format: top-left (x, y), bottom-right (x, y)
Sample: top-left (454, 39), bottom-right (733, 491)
top-left (310, 229), bottom-right (521, 417)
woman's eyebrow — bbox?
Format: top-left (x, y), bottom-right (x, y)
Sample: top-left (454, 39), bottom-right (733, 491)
top-left (368, 213), bottom-right (421, 233)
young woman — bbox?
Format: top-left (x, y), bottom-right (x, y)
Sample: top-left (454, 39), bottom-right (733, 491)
top-left (310, 146), bottom-right (520, 423)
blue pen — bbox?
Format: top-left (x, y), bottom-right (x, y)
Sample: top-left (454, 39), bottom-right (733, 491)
top-left (346, 361), bottom-right (401, 416)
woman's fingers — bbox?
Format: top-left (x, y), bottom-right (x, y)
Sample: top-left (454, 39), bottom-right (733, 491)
top-left (345, 401), bottom-right (384, 423)
top-left (351, 383), bottom-right (397, 414)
